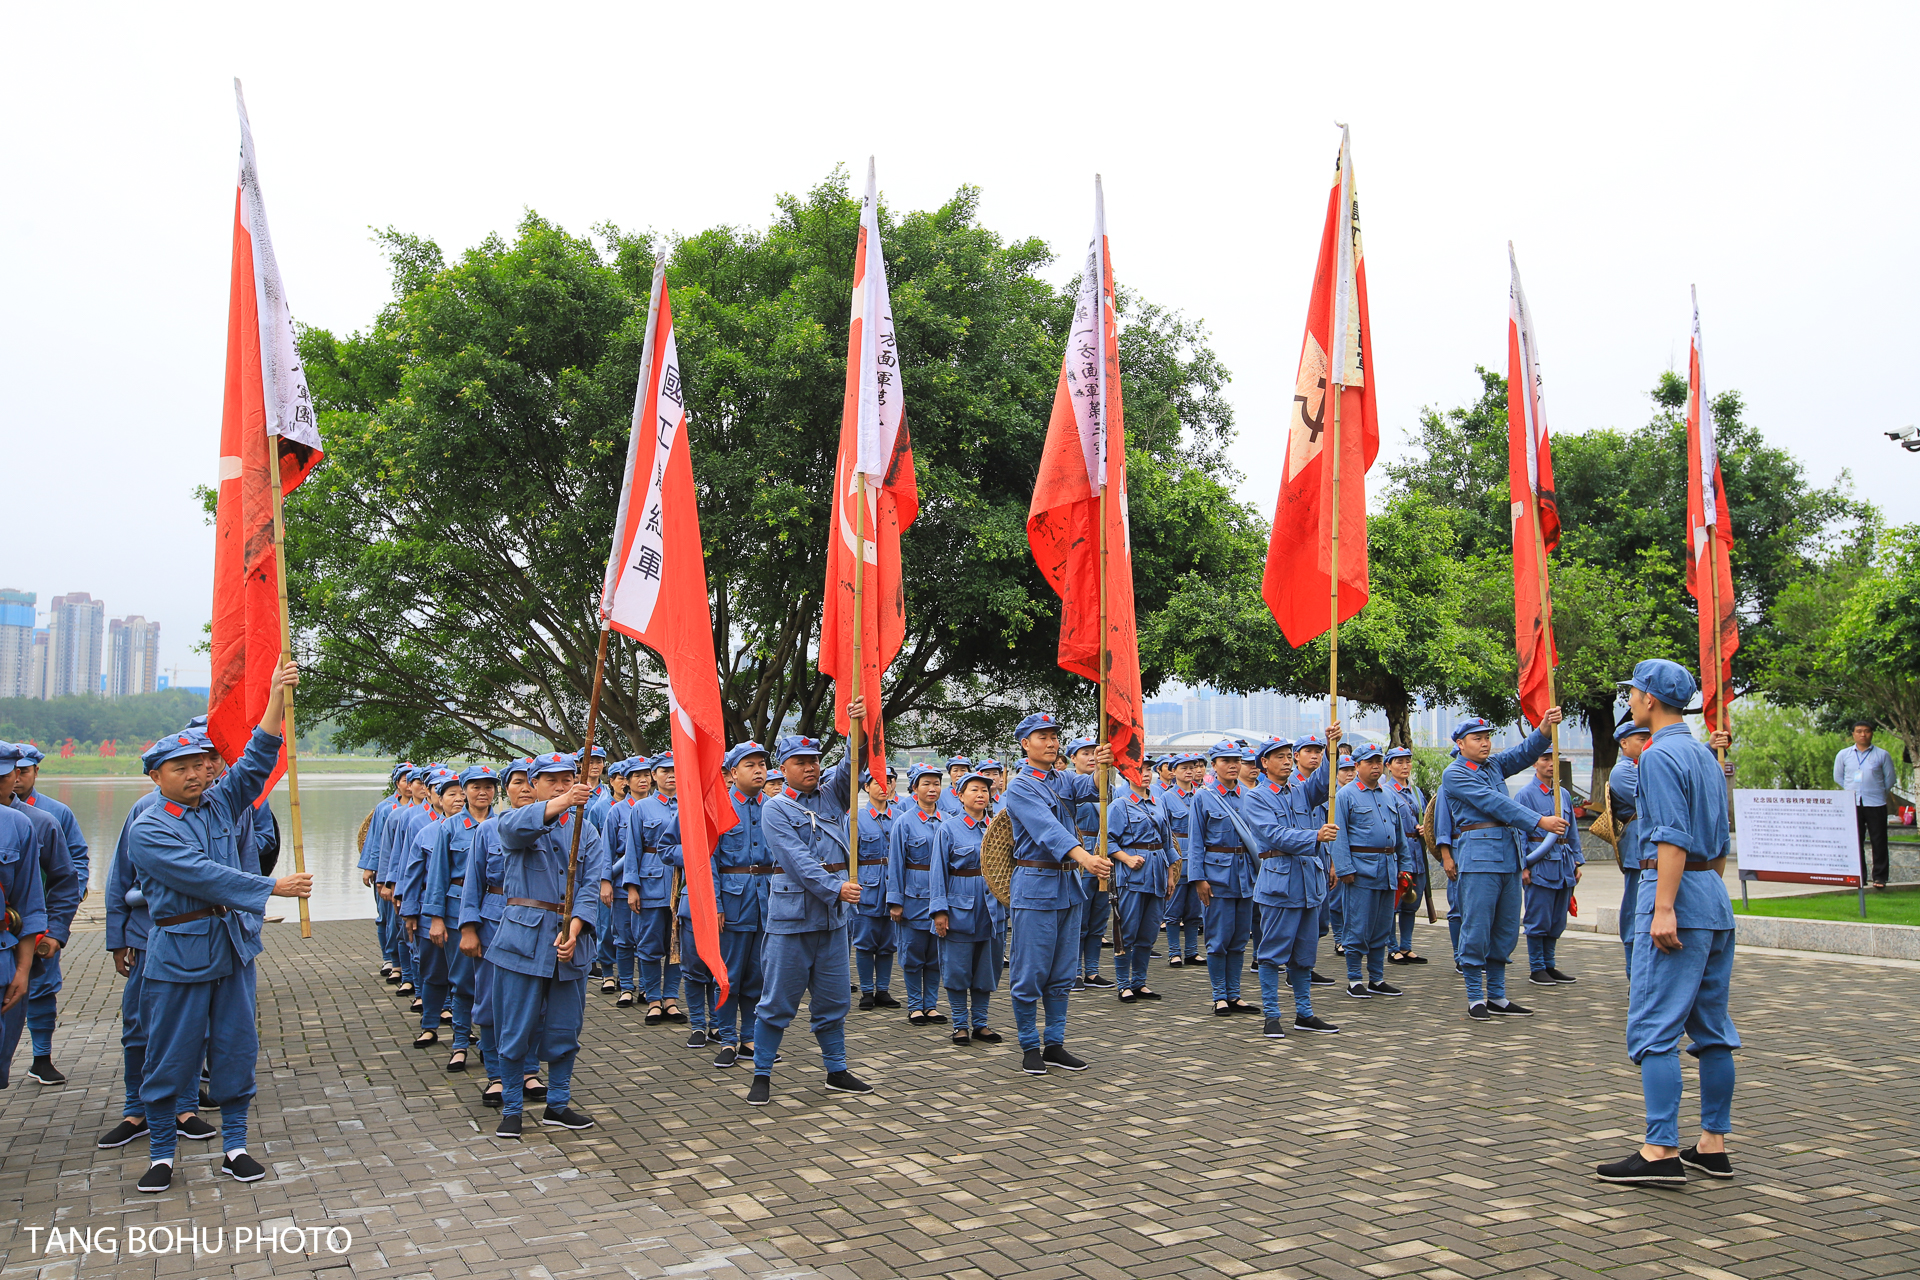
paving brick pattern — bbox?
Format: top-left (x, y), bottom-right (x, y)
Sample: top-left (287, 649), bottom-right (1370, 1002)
top-left (3, 917), bottom-right (1916, 1280)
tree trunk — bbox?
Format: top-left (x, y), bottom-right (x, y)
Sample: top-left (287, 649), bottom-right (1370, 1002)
top-left (1583, 698), bottom-right (1620, 801)
top-left (1387, 699), bottom-right (1412, 750)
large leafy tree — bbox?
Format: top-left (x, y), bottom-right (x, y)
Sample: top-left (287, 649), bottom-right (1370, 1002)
top-left (285, 173), bottom-right (1245, 760)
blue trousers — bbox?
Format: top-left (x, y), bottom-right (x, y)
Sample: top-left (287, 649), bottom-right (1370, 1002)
top-left (116, 955), bottom-right (197, 1117)
top-left (1325, 872), bottom-right (1343, 940)
top-left (849, 912), bottom-right (897, 994)
top-left (613, 898), bottom-right (639, 991)
top-left (26, 950), bottom-right (62, 1057)
top-left (1524, 880), bottom-right (1575, 973)
top-left (1254, 904), bottom-right (1319, 1018)
top-left (1202, 893), bottom-right (1253, 1001)
top-left (1009, 902), bottom-right (1083, 1051)
top-left (752, 927), bottom-right (851, 1073)
top-left (1618, 867), bottom-right (1640, 980)
top-left (0, 949), bottom-right (21, 1089)
top-left (140, 966), bottom-right (258, 1160)
top-left (632, 906), bottom-right (682, 1002)
top-left (705, 930), bottom-right (765, 1046)
top-left (898, 920), bottom-right (938, 1009)
top-left (1112, 890), bottom-right (1164, 989)
top-left (1455, 871), bottom-right (1521, 1003)
top-left (494, 968), bottom-right (585, 1117)
top-left (1342, 884), bottom-right (1397, 984)
top-left (1395, 866), bottom-right (1428, 950)
top-left (941, 934), bottom-right (999, 1028)
top-left (1443, 873), bottom-right (1462, 960)
top-left (1080, 882), bottom-right (1109, 976)
top-left (422, 934), bottom-right (474, 1046)
top-left (376, 891), bottom-right (401, 968)
top-left (391, 899), bottom-right (418, 987)
top-left (1627, 925), bottom-right (1739, 1146)
top-left (594, 900), bottom-right (615, 968)
top-left (1164, 881), bottom-right (1203, 958)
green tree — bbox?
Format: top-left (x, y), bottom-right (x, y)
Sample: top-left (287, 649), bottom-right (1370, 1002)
top-left (286, 174), bottom-right (1246, 760)
top-left (1727, 701), bottom-right (1848, 791)
top-left (0, 690), bottom-right (210, 750)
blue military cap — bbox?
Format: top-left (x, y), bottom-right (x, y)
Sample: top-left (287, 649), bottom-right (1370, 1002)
top-left (431, 768), bottom-right (462, 792)
top-left (906, 764), bottom-right (943, 788)
top-left (1255, 737), bottom-right (1292, 761)
top-left (609, 758), bottom-right (634, 777)
top-left (977, 757), bottom-right (1004, 773)
top-left (187, 715), bottom-right (209, 729)
top-left (1350, 742), bottom-right (1385, 763)
top-left (1208, 739), bottom-right (1243, 760)
top-left (1384, 746), bottom-right (1413, 762)
top-left (528, 751), bottom-right (579, 778)
top-left (1014, 712), bottom-right (1060, 740)
top-left (1614, 712), bottom-right (1652, 741)
top-left (1620, 658), bottom-right (1698, 710)
top-left (1064, 736), bottom-right (1097, 756)
top-left (952, 770), bottom-right (994, 795)
top-left (945, 755), bottom-right (973, 769)
top-left (1237, 744), bottom-right (1260, 762)
top-left (14, 742), bottom-right (44, 767)
top-left (459, 764), bottom-right (499, 785)
top-left (583, 744), bottom-right (608, 759)
top-left (142, 729), bottom-right (214, 773)
top-left (724, 741), bottom-right (770, 769)
top-left (1450, 717), bottom-right (1496, 742)
top-left (859, 763), bottom-right (899, 784)
top-left (410, 764), bottom-right (438, 782)
top-left (1292, 733), bottom-right (1326, 752)
top-left (775, 735), bottom-right (823, 764)
top-left (501, 757), bottom-right (534, 781)
top-left (0, 742), bottom-right (21, 773)
top-left (389, 761), bottom-right (411, 782)
top-left (650, 751), bottom-right (676, 771)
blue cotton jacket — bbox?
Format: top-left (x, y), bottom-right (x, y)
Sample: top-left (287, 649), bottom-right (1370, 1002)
top-left (1330, 780), bottom-right (1414, 890)
top-left (486, 801), bottom-right (607, 979)
top-left (1105, 791), bottom-right (1175, 897)
top-left (762, 759), bottom-right (855, 934)
top-left (104, 788), bottom-right (163, 951)
top-left (1002, 764), bottom-right (1100, 911)
top-left (1633, 723), bottom-right (1734, 930)
top-left (1438, 728), bottom-right (1552, 873)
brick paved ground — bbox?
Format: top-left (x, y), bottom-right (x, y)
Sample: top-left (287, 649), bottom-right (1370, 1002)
top-left (3, 916), bottom-right (1916, 1279)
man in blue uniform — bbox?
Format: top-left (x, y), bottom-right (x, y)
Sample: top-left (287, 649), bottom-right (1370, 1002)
top-left (937, 757), bottom-right (972, 817)
top-left (706, 742), bottom-right (772, 1068)
top-left (1384, 747), bottom-right (1430, 965)
top-left (1516, 755), bottom-right (1584, 986)
top-left (586, 754), bottom-right (624, 985)
top-left (1442, 710), bottom-right (1566, 1021)
top-left (749, 720), bottom-right (874, 1105)
top-left (1608, 715), bottom-right (1652, 980)
top-left (379, 766), bottom-right (438, 1000)
top-left (1188, 741), bottom-right (1258, 1016)
top-left (126, 663), bottom-right (314, 1191)
top-left (1106, 774), bottom-right (1175, 1002)
top-left (1331, 744), bottom-right (1414, 1000)
top-left (1062, 738), bottom-right (1116, 992)
top-left (603, 756), bottom-right (646, 1007)
top-left (889, 765), bottom-right (946, 1026)
top-left (1431, 776), bottom-right (1464, 969)
top-left (851, 767), bottom-right (901, 1012)
top-left (361, 764), bottom-right (409, 983)
top-left (460, 758), bottom-right (537, 1109)
top-left (3, 749), bottom-right (78, 1089)
top-left (421, 764), bottom-right (497, 1070)
top-left (1001, 713), bottom-right (1111, 1076)
top-left (398, 769), bottom-right (461, 1028)
top-left (11, 746), bottom-right (87, 1086)
top-left (486, 752), bottom-right (605, 1138)
top-left (930, 770), bottom-right (1004, 1041)
top-left (1160, 754), bottom-right (1204, 966)
top-left (0, 743), bottom-right (49, 1093)
top-left (1289, 732), bottom-right (1340, 974)
top-left (624, 754), bottom-right (685, 1025)
top-left (1246, 738), bottom-right (1339, 1038)
top-left (1598, 659), bottom-right (1740, 1187)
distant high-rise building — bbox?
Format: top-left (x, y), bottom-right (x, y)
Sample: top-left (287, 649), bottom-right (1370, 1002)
top-left (1144, 701), bottom-right (1183, 741)
top-left (46, 593), bottom-right (106, 699)
top-left (108, 616), bottom-right (161, 698)
top-left (29, 629), bottom-right (48, 700)
top-left (0, 589), bottom-right (32, 699)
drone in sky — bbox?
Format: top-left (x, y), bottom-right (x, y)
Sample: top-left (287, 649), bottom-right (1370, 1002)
top-left (1887, 426), bottom-right (1920, 453)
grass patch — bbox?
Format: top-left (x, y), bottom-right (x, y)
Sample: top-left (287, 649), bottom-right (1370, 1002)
top-left (1736, 887), bottom-right (1920, 927)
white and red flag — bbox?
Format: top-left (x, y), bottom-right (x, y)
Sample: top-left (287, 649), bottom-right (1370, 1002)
top-left (208, 81), bottom-right (325, 796)
top-left (1506, 245), bottom-right (1560, 728)
top-left (821, 159), bottom-right (919, 766)
top-left (1262, 126), bottom-right (1379, 647)
top-left (1685, 287), bottom-right (1738, 731)
top-left (603, 265), bottom-right (737, 1007)
top-left (1026, 178), bottom-right (1145, 787)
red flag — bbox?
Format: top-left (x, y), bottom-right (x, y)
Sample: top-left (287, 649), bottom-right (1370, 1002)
top-left (1685, 288), bottom-right (1738, 730)
top-left (1262, 127), bottom-right (1379, 647)
top-left (1506, 246), bottom-right (1560, 728)
top-left (208, 82), bottom-right (324, 797)
top-left (603, 265), bottom-right (738, 1008)
top-left (822, 159), bottom-right (919, 763)
top-left (1026, 178), bottom-right (1145, 787)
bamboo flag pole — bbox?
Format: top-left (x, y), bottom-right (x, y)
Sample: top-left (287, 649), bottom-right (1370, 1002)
top-left (1524, 479), bottom-right (1562, 818)
top-left (264, 443), bottom-right (311, 939)
top-left (1096, 480), bottom-right (1111, 891)
top-left (1706, 528), bottom-right (1730, 805)
top-left (1327, 381), bottom-right (1343, 828)
top-left (560, 627), bottom-right (611, 948)
top-left (849, 474), bottom-right (869, 856)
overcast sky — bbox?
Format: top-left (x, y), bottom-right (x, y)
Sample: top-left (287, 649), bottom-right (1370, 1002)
top-left (6, 2), bottom-right (1915, 688)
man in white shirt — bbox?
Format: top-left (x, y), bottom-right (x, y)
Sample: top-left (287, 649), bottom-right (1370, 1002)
top-left (1833, 721), bottom-right (1901, 888)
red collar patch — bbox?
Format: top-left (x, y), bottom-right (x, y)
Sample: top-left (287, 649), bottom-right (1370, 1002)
top-left (1463, 761), bottom-right (1480, 770)
top-left (558, 812), bottom-right (571, 826)
top-left (1538, 783), bottom-right (1552, 794)
top-left (784, 786), bottom-right (800, 800)
top-left (463, 816), bottom-right (474, 829)
top-left (963, 814), bottom-right (979, 828)
top-left (23, 796), bottom-right (35, 806)
top-left (163, 801), bottom-right (184, 817)
top-left (1028, 768), bottom-right (1047, 779)
top-left (918, 809), bottom-right (937, 822)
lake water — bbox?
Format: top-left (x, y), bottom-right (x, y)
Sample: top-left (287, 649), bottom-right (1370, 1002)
top-left (33, 772), bottom-right (385, 923)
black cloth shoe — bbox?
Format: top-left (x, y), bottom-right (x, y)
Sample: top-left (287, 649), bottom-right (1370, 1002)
top-left (1213, 1000), bottom-right (1235, 1016)
top-left (617, 990), bottom-right (636, 1008)
top-left (589, 963), bottom-right (604, 977)
top-left (1224, 998), bottom-right (1257, 1014)
top-left (1021, 1048), bottom-right (1047, 1076)
top-left (1366, 981), bottom-right (1403, 997)
top-left (410, 998), bottom-right (425, 1013)
top-left (440, 1008), bottom-right (453, 1022)
top-left (200, 1090), bottom-right (218, 1111)
top-left (908, 1011), bottom-right (929, 1026)
top-left (1529, 969), bottom-right (1557, 985)
top-left (1183, 954), bottom-right (1203, 965)
top-left (1083, 974), bottom-right (1116, 988)
top-left (872, 990), bottom-right (901, 1008)
top-left (1596, 1151), bottom-right (1687, 1186)
top-left (385, 972), bottom-right (403, 985)
top-left (1487, 999), bottom-right (1533, 1016)
top-left (1135, 986), bottom-right (1162, 1000)
top-left (137, 1162), bottom-right (174, 1194)
top-left (1262, 1017), bottom-right (1288, 1039)
top-left (447, 1049), bottom-right (470, 1073)
top-left (1680, 1146), bottom-right (1734, 1179)
top-left (685, 1029), bottom-right (709, 1049)
top-left (662, 1004), bottom-right (688, 1023)
top-left (970, 1028), bottom-right (1003, 1044)
top-left (1345, 982), bottom-right (1372, 999)
top-left (1041, 1044), bottom-right (1088, 1071)
top-left (1117, 987), bottom-right (1138, 1003)
top-left (178, 1115), bottom-right (218, 1141)
top-left (924, 1011), bottom-right (949, 1024)
top-left (1547, 967), bottom-right (1578, 984)
top-left (601, 977), bottom-right (618, 993)
top-left (746, 1075), bottom-right (772, 1106)
top-left (1467, 1003), bottom-right (1492, 1021)
top-left (523, 1077), bottom-right (548, 1101)
top-left (221, 1152), bottom-right (267, 1182)
top-left (414, 1030), bottom-right (439, 1048)
top-left (1309, 971), bottom-right (1336, 986)
top-left (99, 1117), bottom-right (150, 1149)
top-left (1293, 1014), bottom-right (1339, 1033)
top-left (712, 1044), bottom-right (739, 1069)
top-left (1333, 942), bottom-right (1346, 955)
top-left (1167, 956), bottom-right (1184, 967)
top-left (396, 982), bottom-right (415, 996)
top-left (858, 993), bottom-right (876, 1010)
top-left (495, 1114), bottom-right (523, 1139)
top-left (542, 1106), bottom-right (595, 1130)
top-left (481, 1082), bottom-right (504, 1108)
top-left (826, 1070), bottom-right (874, 1094)
top-left (27, 1057), bottom-right (64, 1085)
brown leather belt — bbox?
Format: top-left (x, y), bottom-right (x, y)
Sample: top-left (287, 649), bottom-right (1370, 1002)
top-left (1014, 858), bottom-right (1064, 869)
top-left (449, 878), bottom-right (465, 887)
top-left (903, 862), bottom-right (931, 872)
top-left (507, 897), bottom-right (564, 911)
top-left (1457, 822), bottom-right (1500, 832)
top-left (1349, 845), bottom-right (1393, 853)
top-left (822, 862), bottom-right (848, 873)
top-left (717, 865), bottom-right (775, 875)
top-left (1204, 844), bottom-right (1247, 854)
top-left (1638, 856), bottom-right (1727, 873)
top-left (486, 886), bottom-right (505, 897)
top-left (156, 905), bottom-right (228, 928)
top-left (856, 857), bottom-right (888, 868)
top-left (948, 868), bottom-right (982, 877)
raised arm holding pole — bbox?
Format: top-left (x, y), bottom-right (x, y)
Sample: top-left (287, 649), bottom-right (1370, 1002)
top-left (264, 443), bottom-right (311, 940)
